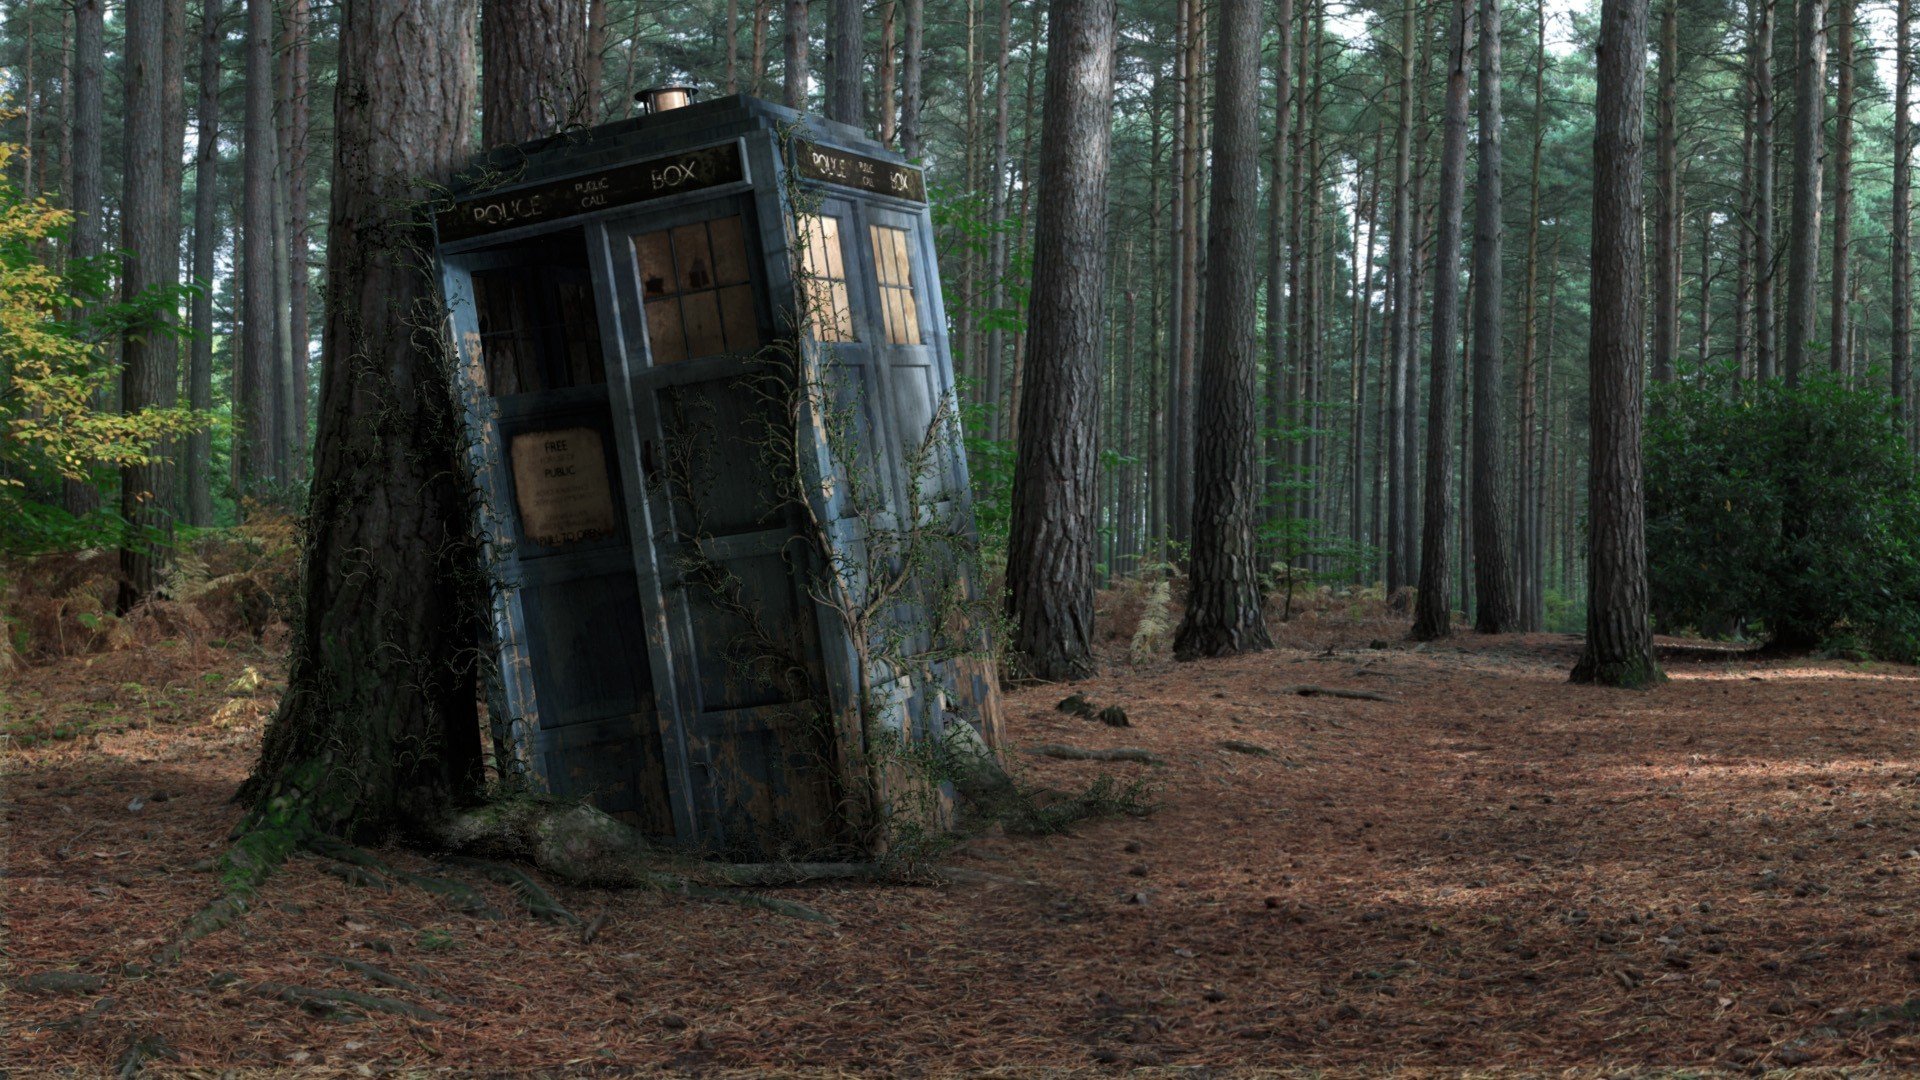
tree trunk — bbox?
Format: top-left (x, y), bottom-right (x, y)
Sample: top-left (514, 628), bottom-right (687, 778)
top-left (1264, 0), bottom-right (1293, 550)
top-left (186, 0), bottom-right (224, 527)
top-left (1651, 0), bottom-right (1679, 383)
top-left (784, 0), bottom-right (809, 109)
top-left (984, 0), bottom-right (1014, 437)
top-left (116, 0), bottom-right (175, 612)
top-left (1572, 0), bottom-right (1663, 688)
top-left (1783, 0), bottom-right (1825, 384)
top-left (1176, 0), bottom-right (1271, 659)
top-left (1898, 0), bottom-right (1914, 432)
top-left (238, 0), bottom-right (279, 500)
top-left (1003, 0), bottom-right (1116, 682)
top-left (1735, 27), bottom-right (1753, 381)
top-left (753, 0), bottom-right (771, 94)
top-left (241, 0), bottom-right (486, 833)
top-left (901, 0), bottom-right (923, 155)
top-left (878, 1), bottom-right (896, 144)
top-left (826, 0), bottom-right (861, 125)
top-left (1828, 0), bottom-right (1853, 376)
top-left (287, 0), bottom-right (312, 477)
top-left (1516, 0), bottom-right (1547, 630)
top-left (1170, 0), bottom-right (1203, 554)
top-left (1410, 0), bottom-right (1469, 642)
top-left (726, 0), bottom-right (741, 93)
top-left (1754, 0), bottom-right (1776, 380)
top-left (61, 0), bottom-right (105, 518)
top-left (587, 0), bottom-right (608, 115)
top-left (1469, 0), bottom-right (1514, 633)
top-left (1385, 0), bottom-right (1416, 596)
top-left (481, 0), bottom-right (588, 147)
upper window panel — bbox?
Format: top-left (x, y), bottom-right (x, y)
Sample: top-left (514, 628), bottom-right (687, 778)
top-left (632, 214), bottom-right (759, 365)
top-left (868, 224), bottom-right (923, 346)
top-left (470, 231), bottom-right (606, 397)
top-left (798, 214), bottom-right (856, 343)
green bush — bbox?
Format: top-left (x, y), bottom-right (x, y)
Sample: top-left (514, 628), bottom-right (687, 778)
top-left (1645, 372), bottom-right (1920, 661)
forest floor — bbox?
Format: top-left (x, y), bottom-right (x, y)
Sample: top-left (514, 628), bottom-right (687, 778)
top-left (9, 599), bottom-right (1920, 1073)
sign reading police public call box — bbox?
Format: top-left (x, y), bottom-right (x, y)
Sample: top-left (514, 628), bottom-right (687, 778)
top-left (437, 142), bottom-right (747, 243)
top-left (792, 140), bottom-right (926, 203)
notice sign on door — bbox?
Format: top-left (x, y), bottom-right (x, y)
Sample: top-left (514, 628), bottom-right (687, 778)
top-left (510, 427), bottom-right (617, 547)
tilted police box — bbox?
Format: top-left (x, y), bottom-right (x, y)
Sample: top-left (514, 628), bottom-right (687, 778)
top-left (434, 91), bottom-right (1002, 860)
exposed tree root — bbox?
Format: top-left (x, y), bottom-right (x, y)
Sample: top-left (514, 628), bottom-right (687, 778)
top-left (1024, 743), bottom-right (1163, 765)
top-left (1283, 684), bottom-right (1396, 702)
top-left (115, 1033), bottom-right (174, 1079)
top-left (39, 994), bottom-right (116, 1033)
top-left (438, 854), bottom-right (579, 926)
top-left (320, 860), bottom-right (393, 890)
top-left (8, 971), bottom-right (106, 994)
top-left (324, 954), bottom-right (462, 1004)
top-left (253, 980), bottom-right (451, 1023)
top-left (1218, 739), bottom-right (1274, 756)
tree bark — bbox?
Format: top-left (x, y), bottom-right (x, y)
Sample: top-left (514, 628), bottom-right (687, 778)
top-left (1828, 0), bottom-right (1853, 376)
top-left (1516, 0), bottom-right (1547, 630)
top-left (825, 0), bottom-right (861, 125)
top-left (1175, 0), bottom-right (1271, 659)
top-left (186, 0), bottom-right (224, 527)
top-left (1898, 0), bottom-right (1914, 432)
top-left (901, 0), bottom-right (923, 155)
top-left (784, 0), bottom-right (809, 109)
top-left (984, 0), bottom-right (1014, 437)
top-left (1385, 0), bottom-right (1416, 596)
top-left (288, 0), bottom-right (312, 476)
top-left (1267, 0), bottom-right (1297, 553)
top-left (116, 0), bottom-right (175, 612)
top-left (242, 0), bottom-right (486, 833)
top-left (481, 0), bottom-right (589, 147)
top-left (1410, 0), bottom-right (1469, 642)
top-left (878, 1), bottom-right (896, 144)
top-left (61, 0), bottom-right (104, 517)
top-left (1003, 0), bottom-right (1116, 682)
top-left (1651, 0), bottom-right (1679, 383)
top-left (1470, 0), bottom-right (1514, 633)
top-left (1753, 0), bottom-right (1776, 380)
top-left (1783, 0), bottom-right (1825, 384)
top-left (1572, 0), bottom-right (1663, 688)
top-left (238, 0), bottom-right (279, 500)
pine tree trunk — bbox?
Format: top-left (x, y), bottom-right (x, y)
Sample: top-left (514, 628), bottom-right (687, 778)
top-left (287, 0), bottom-right (312, 477)
top-left (1003, 0), bottom-right (1117, 682)
top-left (878, 1), bottom-right (896, 144)
top-left (726, 0), bottom-right (741, 93)
top-left (1410, 0), bottom-right (1469, 642)
top-left (1735, 29), bottom-right (1754, 381)
top-left (1651, 0), bottom-right (1679, 383)
top-left (587, 0), bottom-right (608, 114)
top-left (901, 0), bottom-right (923, 155)
top-left (1783, 0), bottom-right (1826, 384)
top-left (984, 0), bottom-right (1014, 437)
top-left (1898, 0), bottom-right (1914, 432)
top-left (1754, 0), bottom-right (1777, 380)
top-left (1573, 0), bottom-right (1663, 688)
top-left (238, 0), bottom-right (278, 500)
top-left (784, 0), bottom-right (809, 109)
top-left (1384, 0), bottom-right (1416, 596)
top-left (753, 0), bottom-right (771, 94)
top-left (116, 0), bottom-right (175, 612)
top-left (1176, 0), bottom-right (1271, 658)
top-left (481, 0), bottom-right (588, 147)
top-left (62, 0), bottom-right (105, 518)
top-left (242, 0), bottom-right (485, 831)
top-left (186, 0), bottom-right (224, 527)
top-left (1265, 0), bottom-right (1294, 552)
top-left (826, 0), bottom-right (861, 125)
top-left (1828, 0), bottom-right (1853, 375)
top-left (1470, 0), bottom-right (1514, 633)
top-left (1516, 0), bottom-right (1547, 630)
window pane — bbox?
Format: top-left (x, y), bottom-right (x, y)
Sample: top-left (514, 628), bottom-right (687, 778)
top-left (680, 291), bottom-right (725, 359)
top-left (894, 289), bottom-right (921, 345)
top-left (634, 230), bottom-right (674, 298)
top-left (719, 284), bottom-right (759, 352)
top-left (709, 215), bottom-right (751, 286)
top-left (645, 298), bottom-right (686, 365)
top-left (671, 223), bottom-right (715, 292)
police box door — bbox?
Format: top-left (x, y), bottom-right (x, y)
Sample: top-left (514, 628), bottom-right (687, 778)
top-left (598, 190), bottom-right (850, 859)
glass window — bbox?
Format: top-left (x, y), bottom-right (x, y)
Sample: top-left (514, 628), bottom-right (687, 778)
top-left (869, 224), bottom-right (923, 346)
top-left (798, 214), bottom-right (856, 342)
top-left (632, 214), bottom-right (759, 365)
top-left (469, 232), bottom-right (606, 397)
